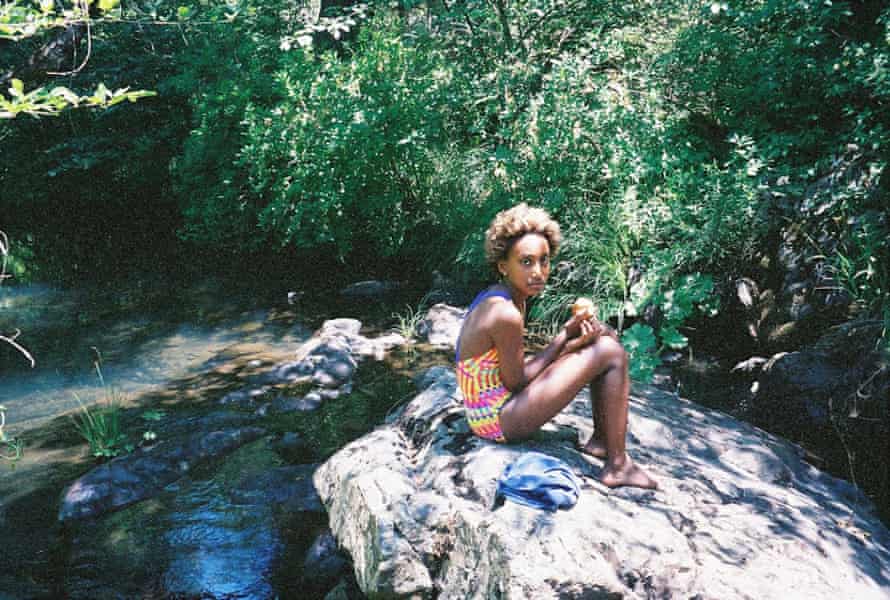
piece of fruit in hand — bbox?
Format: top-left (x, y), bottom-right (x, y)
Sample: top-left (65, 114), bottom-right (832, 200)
top-left (571, 297), bottom-right (596, 320)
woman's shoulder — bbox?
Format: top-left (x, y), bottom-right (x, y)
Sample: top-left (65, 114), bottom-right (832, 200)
top-left (475, 294), bottom-right (522, 327)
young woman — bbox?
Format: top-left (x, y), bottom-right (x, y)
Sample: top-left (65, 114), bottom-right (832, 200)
top-left (455, 204), bottom-right (657, 489)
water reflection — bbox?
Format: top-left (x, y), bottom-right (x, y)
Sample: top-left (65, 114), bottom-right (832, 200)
top-left (0, 280), bottom-right (309, 432)
top-left (61, 442), bottom-right (293, 599)
top-left (162, 479), bottom-right (281, 599)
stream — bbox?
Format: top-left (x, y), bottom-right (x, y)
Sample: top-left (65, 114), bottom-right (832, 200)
top-left (0, 275), bottom-right (445, 599)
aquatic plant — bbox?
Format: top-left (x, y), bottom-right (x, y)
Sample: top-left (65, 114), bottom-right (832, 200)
top-left (391, 293), bottom-right (434, 341)
top-left (140, 409), bottom-right (166, 446)
top-left (0, 405), bottom-right (24, 466)
top-left (71, 361), bottom-right (133, 460)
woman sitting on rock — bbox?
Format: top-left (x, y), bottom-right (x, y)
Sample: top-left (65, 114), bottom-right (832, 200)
top-left (455, 203), bottom-right (657, 489)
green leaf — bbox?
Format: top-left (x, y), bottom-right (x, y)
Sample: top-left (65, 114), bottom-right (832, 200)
top-left (141, 409), bottom-right (166, 421)
top-left (90, 83), bottom-right (111, 104)
top-left (50, 86), bottom-right (80, 104)
top-left (621, 323), bottom-right (657, 354)
top-left (660, 325), bottom-right (688, 350)
top-left (97, 0), bottom-right (119, 12)
top-left (10, 79), bottom-right (24, 97)
top-left (628, 353), bottom-right (660, 383)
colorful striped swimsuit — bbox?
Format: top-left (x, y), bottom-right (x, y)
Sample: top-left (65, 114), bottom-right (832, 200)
top-left (455, 287), bottom-right (514, 443)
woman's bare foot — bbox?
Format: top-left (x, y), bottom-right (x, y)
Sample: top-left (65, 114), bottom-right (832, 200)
top-left (579, 436), bottom-right (607, 459)
top-left (601, 455), bottom-right (658, 490)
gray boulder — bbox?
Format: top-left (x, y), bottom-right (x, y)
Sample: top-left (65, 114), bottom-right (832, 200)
top-left (417, 303), bottom-right (466, 348)
top-left (227, 318), bottom-right (407, 414)
top-left (340, 280), bottom-right (401, 299)
top-left (314, 372), bottom-right (890, 599)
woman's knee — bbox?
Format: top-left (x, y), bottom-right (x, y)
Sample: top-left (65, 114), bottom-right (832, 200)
top-left (591, 335), bottom-right (627, 371)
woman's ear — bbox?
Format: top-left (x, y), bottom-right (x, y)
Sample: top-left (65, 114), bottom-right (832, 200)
top-left (497, 260), bottom-right (507, 277)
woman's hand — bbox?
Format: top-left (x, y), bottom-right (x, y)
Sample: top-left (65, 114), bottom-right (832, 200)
top-left (561, 314), bottom-right (609, 354)
top-left (562, 313), bottom-right (587, 339)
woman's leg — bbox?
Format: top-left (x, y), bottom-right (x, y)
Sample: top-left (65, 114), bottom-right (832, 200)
top-left (581, 376), bottom-right (608, 458)
top-left (499, 336), bottom-right (657, 489)
top-left (587, 327), bottom-right (623, 456)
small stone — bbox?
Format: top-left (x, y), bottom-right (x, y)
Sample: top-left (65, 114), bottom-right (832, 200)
top-left (303, 530), bottom-right (349, 586)
top-left (413, 366), bottom-right (452, 391)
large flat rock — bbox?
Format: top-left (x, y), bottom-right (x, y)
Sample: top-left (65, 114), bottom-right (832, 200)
top-left (314, 370), bottom-right (890, 599)
top-left (59, 426), bottom-right (266, 522)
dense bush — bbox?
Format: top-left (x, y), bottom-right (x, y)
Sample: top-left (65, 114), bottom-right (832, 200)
top-left (3, 0), bottom-right (888, 519)
top-left (4, 0), bottom-right (887, 347)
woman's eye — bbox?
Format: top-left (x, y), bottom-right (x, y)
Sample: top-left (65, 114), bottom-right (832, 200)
top-left (522, 258), bottom-right (532, 266)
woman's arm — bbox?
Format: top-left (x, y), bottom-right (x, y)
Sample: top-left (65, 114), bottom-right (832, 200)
top-left (491, 305), bottom-right (590, 392)
top-left (559, 318), bottom-right (612, 356)
top-left (489, 304), bottom-right (531, 392)
top-left (520, 326), bottom-right (571, 384)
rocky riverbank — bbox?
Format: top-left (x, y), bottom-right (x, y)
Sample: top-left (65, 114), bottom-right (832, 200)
top-left (3, 288), bottom-right (889, 599)
top-left (315, 362), bottom-right (890, 599)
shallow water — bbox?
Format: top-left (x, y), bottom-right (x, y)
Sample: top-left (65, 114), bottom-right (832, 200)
top-left (0, 275), bottom-right (443, 598)
top-left (0, 278), bottom-right (313, 432)
top-left (60, 441), bottom-right (303, 599)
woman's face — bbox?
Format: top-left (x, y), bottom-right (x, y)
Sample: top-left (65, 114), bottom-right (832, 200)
top-left (498, 233), bottom-right (551, 297)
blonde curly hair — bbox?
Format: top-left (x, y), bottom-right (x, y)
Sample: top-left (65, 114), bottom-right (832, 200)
top-left (484, 203), bottom-right (562, 273)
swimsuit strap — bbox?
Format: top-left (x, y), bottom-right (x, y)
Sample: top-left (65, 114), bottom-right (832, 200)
top-left (455, 286), bottom-right (513, 363)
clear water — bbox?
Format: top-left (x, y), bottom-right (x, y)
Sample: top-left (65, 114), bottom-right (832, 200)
top-left (0, 278), bottom-right (311, 432)
top-left (0, 275), bottom-right (441, 598)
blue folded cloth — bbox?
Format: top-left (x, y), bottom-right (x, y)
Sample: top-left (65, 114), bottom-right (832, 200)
top-left (495, 452), bottom-right (581, 511)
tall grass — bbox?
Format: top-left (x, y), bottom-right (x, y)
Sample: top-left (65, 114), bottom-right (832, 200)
top-left (390, 292), bottom-right (435, 341)
top-left (71, 361), bottom-right (132, 459)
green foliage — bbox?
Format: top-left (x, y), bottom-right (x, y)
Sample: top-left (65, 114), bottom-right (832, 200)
top-left (390, 293), bottom-right (433, 341)
top-left (0, 0), bottom-right (154, 119)
top-left (0, 0), bottom-right (196, 280)
top-left (1, 232), bottom-right (35, 282)
top-left (72, 394), bottom-right (130, 459)
top-left (140, 409), bottom-right (166, 422)
top-left (831, 209), bottom-right (889, 319)
top-left (140, 409), bottom-right (165, 443)
top-left (242, 15), bottom-right (468, 258)
top-left (0, 79), bottom-right (156, 118)
top-left (663, 1), bottom-right (890, 352)
top-left (0, 0), bottom-right (87, 40)
top-left (621, 323), bottom-right (659, 382)
top-left (5, 0), bottom-right (888, 364)
top-left (668, 0), bottom-right (856, 161)
top-left (622, 273), bottom-right (717, 380)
